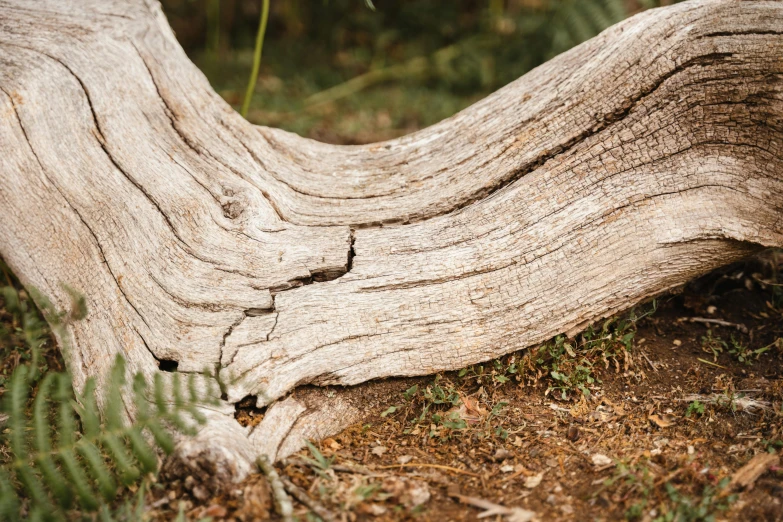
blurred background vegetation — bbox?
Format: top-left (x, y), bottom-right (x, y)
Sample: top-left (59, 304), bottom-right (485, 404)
top-left (161, 0), bottom-right (677, 144)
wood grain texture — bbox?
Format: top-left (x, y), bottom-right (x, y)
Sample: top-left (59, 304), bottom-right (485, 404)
top-left (1, 0), bottom-right (781, 483)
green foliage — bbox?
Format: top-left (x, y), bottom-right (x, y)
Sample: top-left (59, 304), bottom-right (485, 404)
top-left (685, 401), bottom-right (705, 418)
top-left (527, 301), bottom-right (656, 400)
top-left (600, 458), bottom-right (736, 522)
top-left (395, 377), bottom-right (468, 438)
top-left (700, 330), bottom-right (726, 362)
top-left (657, 479), bottom-right (736, 522)
top-left (302, 441), bottom-right (335, 477)
top-left (0, 282), bottom-right (214, 521)
top-left (728, 336), bottom-right (768, 365)
top-left (240, 0), bottom-right (270, 117)
top-left (185, 0), bottom-right (680, 140)
top-left (542, 0), bottom-right (629, 59)
top-left (0, 354), bottom-right (213, 521)
top-left (379, 405), bottom-right (397, 417)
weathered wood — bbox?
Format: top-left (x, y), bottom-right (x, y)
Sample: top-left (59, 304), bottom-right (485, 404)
top-left (1, 0), bottom-right (781, 483)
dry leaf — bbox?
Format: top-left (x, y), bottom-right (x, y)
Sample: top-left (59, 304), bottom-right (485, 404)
top-left (203, 504), bottom-right (228, 518)
top-left (323, 437), bottom-right (342, 451)
top-left (454, 394), bottom-right (488, 424)
top-left (648, 413), bottom-right (676, 428)
top-left (591, 454), bottom-right (613, 467)
top-left (397, 455), bottom-right (413, 464)
top-left (382, 477), bottom-right (431, 507)
top-left (524, 472), bottom-right (544, 489)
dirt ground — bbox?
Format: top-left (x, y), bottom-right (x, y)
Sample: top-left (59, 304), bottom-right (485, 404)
top-left (1, 252), bottom-right (781, 522)
top-left (146, 251), bottom-right (783, 522)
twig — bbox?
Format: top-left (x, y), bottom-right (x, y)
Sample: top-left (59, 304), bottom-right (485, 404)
top-left (448, 489), bottom-right (536, 521)
top-left (331, 463), bottom-right (386, 477)
top-left (304, 41), bottom-right (465, 108)
top-left (684, 317), bottom-right (748, 334)
top-left (640, 351), bottom-right (658, 371)
top-left (654, 468), bottom-right (684, 487)
top-left (697, 358), bottom-right (727, 369)
top-left (257, 455), bottom-right (293, 522)
top-left (378, 462), bottom-right (480, 477)
top-left (281, 476), bottom-right (336, 522)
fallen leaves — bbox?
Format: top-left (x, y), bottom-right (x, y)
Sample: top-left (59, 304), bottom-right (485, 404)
top-left (591, 454), bottom-right (613, 467)
top-left (381, 476), bottom-right (430, 508)
top-left (524, 472), bottom-right (544, 489)
top-left (648, 413), bottom-right (676, 428)
top-left (234, 475), bottom-right (272, 521)
top-left (370, 445), bottom-right (388, 457)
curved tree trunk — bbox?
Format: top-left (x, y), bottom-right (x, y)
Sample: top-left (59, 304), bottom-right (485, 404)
top-left (1, 0), bottom-right (782, 483)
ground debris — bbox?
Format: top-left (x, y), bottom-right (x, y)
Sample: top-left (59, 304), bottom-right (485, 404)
top-left (648, 413), bottom-right (676, 428)
top-left (591, 454), bottom-right (613, 467)
top-left (680, 393), bottom-right (771, 413)
top-left (448, 486), bottom-right (537, 521)
top-left (730, 453), bottom-right (780, 490)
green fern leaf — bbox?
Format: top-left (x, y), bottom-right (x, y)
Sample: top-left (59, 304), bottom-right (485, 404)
top-left (126, 428), bottom-right (158, 474)
top-left (74, 379), bottom-right (100, 439)
top-left (101, 434), bottom-right (140, 486)
top-left (32, 374), bottom-right (73, 509)
top-left (77, 441), bottom-right (117, 501)
top-left (145, 419), bottom-right (175, 455)
top-left (0, 469), bottom-right (20, 522)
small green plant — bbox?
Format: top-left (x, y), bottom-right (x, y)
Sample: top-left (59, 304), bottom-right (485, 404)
top-left (402, 385), bottom-right (418, 401)
top-left (487, 401), bottom-right (508, 440)
top-left (686, 401), bottom-right (705, 418)
top-left (399, 377), bottom-right (468, 437)
top-left (728, 336), bottom-right (768, 365)
top-left (658, 479), bottom-right (736, 522)
top-left (431, 411), bottom-right (466, 432)
top-left (421, 380), bottom-right (460, 407)
top-left (715, 390), bottom-right (743, 413)
top-left (380, 405), bottom-right (398, 417)
top-left (600, 458), bottom-right (736, 522)
top-left (517, 301), bottom-right (657, 400)
top-left (302, 441), bottom-right (335, 476)
top-left (701, 330), bottom-right (726, 362)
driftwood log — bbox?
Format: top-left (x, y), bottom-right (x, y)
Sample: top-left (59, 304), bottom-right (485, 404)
top-left (1, 0), bottom-right (781, 483)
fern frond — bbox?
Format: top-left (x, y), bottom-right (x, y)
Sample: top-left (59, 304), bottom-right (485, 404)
top-left (7, 365), bottom-right (30, 466)
top-left (32, 373), bottom-right (73, 510)
top-left (77, 441), bottom-right (117, 501)
top-left (126, 427), bottom-right (158, 474)
top-left (56, 375), bottom-right (99, 512)
top-left (0, 468), bottom-right (19, 522)
top-left (1, 286), bottom-right (214, 520)
top-left (74, 379), bottom-right (100, 439)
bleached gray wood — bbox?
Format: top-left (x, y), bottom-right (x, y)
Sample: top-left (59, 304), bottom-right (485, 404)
top-left (1, 0), bottom-right (781, 483)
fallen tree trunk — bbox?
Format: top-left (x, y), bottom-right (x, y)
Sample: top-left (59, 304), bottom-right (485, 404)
top-left (1, 0), bottom-right (781, 483)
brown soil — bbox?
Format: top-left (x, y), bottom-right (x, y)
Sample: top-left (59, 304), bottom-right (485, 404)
top-left (163, 252), bottom-right (783, 522)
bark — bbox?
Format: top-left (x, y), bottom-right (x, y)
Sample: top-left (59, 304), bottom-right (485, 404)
top-left (1, 0), bottom-right (782, 483)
